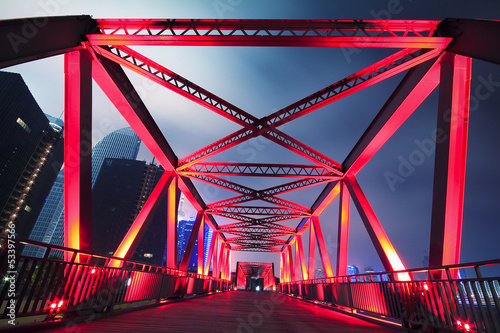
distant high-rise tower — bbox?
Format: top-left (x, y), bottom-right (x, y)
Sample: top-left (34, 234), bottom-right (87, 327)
top-left (29, 127), bottom-right (141, 256)
top-left (91, 127), bottom-right (141, 187)
top-left (0, 71), bottom-right (64, 239)
top-left (91, 158), bottom-right (168, 265)
top-left (177, 218), bottom-right (213, 272)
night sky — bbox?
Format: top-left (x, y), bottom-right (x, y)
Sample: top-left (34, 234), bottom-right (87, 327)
top-left (2, 0), bottom-right (500, 275)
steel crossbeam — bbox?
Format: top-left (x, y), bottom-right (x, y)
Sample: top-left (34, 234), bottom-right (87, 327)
top-left (179, 162), bottom-right (341, 178)
top-left (91, 19), bottom-right (449, 48)
top-left (206, 206), bottom-right (309, 216)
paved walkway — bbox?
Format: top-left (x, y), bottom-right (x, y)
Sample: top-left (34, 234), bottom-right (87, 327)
top-left (36, 291), bottom-right (402, 332)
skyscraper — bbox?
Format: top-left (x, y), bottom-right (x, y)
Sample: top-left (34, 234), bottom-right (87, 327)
top-left (177, 218), bottom-right (213, 272)
top-left (91, 127), bottom-right (141, 187)
top-left (27, 127), bottom-right (141, 256)
top-left (91, 158), bottom-right (168, 265)
top-left (0, 71), bottom-right (64, 239)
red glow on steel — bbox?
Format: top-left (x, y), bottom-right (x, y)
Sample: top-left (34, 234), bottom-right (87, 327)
top-left (166, 177), bottom-right (178, 268)
top-left (346, 177), bottom-right (410, 281)
top-left (336, 181), bottom-right (350, 276)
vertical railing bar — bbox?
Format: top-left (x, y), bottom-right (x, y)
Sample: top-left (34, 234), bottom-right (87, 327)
top-left (486, 280), bottom-right (500, 330)
top-left (463, 281), bottom-right (484, 333)
top-left (33, 260), bottom-right (55, 313)
top-left (475, 266), bottom-right (500, 333)
top-left (24, 259), bottom-right (47, 314)
top-left (16, 258), bottom-right (38, 314)
top-left (470, 278), bottom-right (491, 333)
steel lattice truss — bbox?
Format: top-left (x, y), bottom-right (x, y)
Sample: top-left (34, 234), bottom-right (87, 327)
top-left (87, 19), bottom-right (451, 253)
top-left (2, 16), bottom-right (490, 277)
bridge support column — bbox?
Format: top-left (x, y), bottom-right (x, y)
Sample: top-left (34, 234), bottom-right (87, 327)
top-left (296, 235), bottom-right (308, 280)
top-left (429, 53), bottom-right (471, 276)
top-left (197, 219), bottom-right (205, 274)
top-left (180, 211), bottom-right (203, 271)
top-left (166, 176), bottom-right (178, 269)
top-left (287, 244), bottom-right (295, 282)
top-left (64, 49), bottom-right (93, 262)
top-left (336, 181), bottom-right (350, 276)
top-left (204, 229), bottom-right (216, 275)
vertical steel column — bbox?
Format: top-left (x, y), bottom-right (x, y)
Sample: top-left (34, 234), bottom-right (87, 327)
top-left (308, 218), bottom-right (316, 280)
top-left (429, 53), bottom-right (472, 275)
top-left (204, 230), bottom-right (216, 275)
top-left (166, 176), bottom-right (178, 269)
top-left (296, 235), bottom-right (308, 280)
top-left (217, 242), bottom-right (226, 279)
top-left (64, 50), bottom-right (92, 262)
top-left (197, 220), bottom-right (205, 274)
top-left (311, 217), bottom-right (334, 278)
top-left (287, 244), bottom-right (295, 282)
top-left (179, 211), bottom-right (203, 271)
top-left (211, 234), bottom-right (219, 277)
top-left (280, 252), bottom-right (285, 282)
top-left (224, 248), bottom-right (231, 281)
top-left (346, 176), bottom-right (410, 281)
top-left (336, 181), bottom-right (350, 276)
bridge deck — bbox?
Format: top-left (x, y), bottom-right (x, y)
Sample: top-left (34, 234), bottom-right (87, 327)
top-left (35, 291), bottom-right (401, 333)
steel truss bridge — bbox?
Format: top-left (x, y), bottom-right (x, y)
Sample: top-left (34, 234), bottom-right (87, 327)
top-left (0, 16), bottom-right (499, 332)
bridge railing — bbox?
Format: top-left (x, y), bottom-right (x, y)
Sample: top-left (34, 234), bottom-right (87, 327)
top-left (279, 259), bottom-right (500, 333)
top-left (0, 236), bottom-right (231, 323)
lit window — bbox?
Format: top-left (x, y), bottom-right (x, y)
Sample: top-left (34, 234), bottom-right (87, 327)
top-left (144, 253), bottom-right (153, 258)
top-left (16, 118), bottom-right (31, 133)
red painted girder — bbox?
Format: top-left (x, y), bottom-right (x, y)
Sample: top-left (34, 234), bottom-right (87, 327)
top-left (207, 192), bottom-right (310, 213)
top-left (207, 195), bottom-right (255, 209)
top-left (262, 129), bottom-right (343, 173)
top-left (182, 174), bottom-right (256, 195)
top-left (177, 128), bottom-right (257, 169)
top-left (223, 230), bottom-right (295, 238)
top-left (230, 246), bottom-right (282, 253)
top-left (89, 35), bottom-right (450, 48)
top-left (213, 212), bottom-right (300, 225)
top-left (225, 237), bottom-right (287, 246)
top-left (261, 196), bottom-right (310, 213)
top-left (219, 221), bottom-right (296, 233)
top-left (260, 177), bottom-right (334, 197)
top-left (343, 54), bottom-right (443, 176)
top-left (262, 48), bottom-right (444, 128)
top-left (92, 45), bottom-right (258, 129)
top-left (95, 19), bottom-right (441, 36)
top-left (91, 19), bottom-right (448, 47)
top-left (206, 206), bottom-right (309, 216)
top-left (179, 162), bottom-right (341, 178)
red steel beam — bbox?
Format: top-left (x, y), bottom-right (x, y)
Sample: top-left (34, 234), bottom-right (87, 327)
top-left (179, 212), bottom-right (204, 271)
top-left (179, 162), bottom-right (340, 178)
top-left (311, 217), bottom-right (334, 278)
top-left (206, 206), bottom-right (308, 216)
top-left (346, 177), bottom-right (410, 281)
top-left (343, 54), bottom-right (443, 176)
top-left (112, 172), bottom-right (175, 264)
top-left (91, 19), bottom-right (448, 48)
top-left (336, 181), bottom-right (350, 276)
top-left (429, 53), bottom-right (471, 273)
top-left (64, 50), bottom-right (93, 261)
top-left (166, 176), bottom-right (178, 268)
top-left (308, 218), bottom-right (316, 280)
top-left (197, 219), bottom-right (205, 274)
top-left (204, 231), bottom-right (217, 275)
top-left (92, 45), bottom-right (258, 129)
